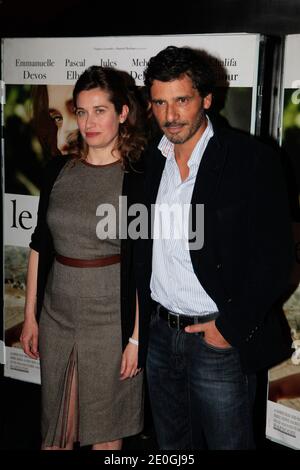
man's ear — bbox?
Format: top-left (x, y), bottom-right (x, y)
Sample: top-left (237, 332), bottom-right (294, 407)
top-left (203, 93), bottom-right (212, 110)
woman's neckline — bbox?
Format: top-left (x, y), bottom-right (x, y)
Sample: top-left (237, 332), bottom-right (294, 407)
top-left (81, 158), bottom-right (122, 168)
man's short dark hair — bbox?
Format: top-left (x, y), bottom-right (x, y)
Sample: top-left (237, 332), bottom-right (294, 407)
top-left (144, 46), bottom-right (216, 98)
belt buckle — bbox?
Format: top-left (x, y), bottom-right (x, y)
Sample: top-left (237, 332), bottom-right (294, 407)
top-left (168, 311), bottom-right (180, 330)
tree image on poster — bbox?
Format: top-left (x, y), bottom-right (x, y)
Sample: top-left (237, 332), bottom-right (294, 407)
top-left (266, 73), bottom-right (300, 448)
top-left (268, 88), bottom-right (300, 410)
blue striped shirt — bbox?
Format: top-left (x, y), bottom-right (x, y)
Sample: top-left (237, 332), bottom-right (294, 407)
top-left (150, 117), bottom-right (218, 316)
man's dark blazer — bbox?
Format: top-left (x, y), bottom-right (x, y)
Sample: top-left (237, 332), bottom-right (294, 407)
top-left (136, 121), bottom-right (294, 373)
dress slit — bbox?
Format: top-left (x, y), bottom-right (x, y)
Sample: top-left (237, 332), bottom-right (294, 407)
top-left (55, 344), bottom-right (79, 448)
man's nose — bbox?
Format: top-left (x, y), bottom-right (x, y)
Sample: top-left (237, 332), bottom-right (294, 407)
top-left (166, 103), bottom-right (179, 123)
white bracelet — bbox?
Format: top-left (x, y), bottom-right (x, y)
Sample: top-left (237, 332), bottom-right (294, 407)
top-left (129, 337), bottom-right (139, 346)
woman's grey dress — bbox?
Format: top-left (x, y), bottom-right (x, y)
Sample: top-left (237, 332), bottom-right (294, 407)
top-left (39, 159), bottom-right (143, 447)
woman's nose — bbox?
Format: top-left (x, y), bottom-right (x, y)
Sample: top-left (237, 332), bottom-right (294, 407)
top-left (57, 115), bottom-right (78, 153)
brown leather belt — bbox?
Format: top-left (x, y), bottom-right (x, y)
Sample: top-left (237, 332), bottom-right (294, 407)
top-left (55, 253), bottom-right (121, 268)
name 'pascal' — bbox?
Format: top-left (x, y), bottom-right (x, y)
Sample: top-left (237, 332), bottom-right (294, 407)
top-left (65, 59), bottom-right (86, 67)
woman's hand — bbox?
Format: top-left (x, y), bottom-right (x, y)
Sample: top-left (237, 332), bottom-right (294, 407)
top-left (120, 341), bottom-right (141, 380)
top-left (20, 317), bottom-right (39, 359)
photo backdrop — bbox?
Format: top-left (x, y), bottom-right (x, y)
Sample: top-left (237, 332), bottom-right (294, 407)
top-left (2, 33), bottom-right (261, 383)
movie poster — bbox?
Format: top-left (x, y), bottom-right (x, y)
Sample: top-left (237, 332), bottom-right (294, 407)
top-left (266, 34), bottom-right (300, 450)
top-left (2, 33), bottom-right (261, 382)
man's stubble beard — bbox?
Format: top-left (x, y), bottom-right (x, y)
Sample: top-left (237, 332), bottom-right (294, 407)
top-left (164, 109), bottom-right (206, 145)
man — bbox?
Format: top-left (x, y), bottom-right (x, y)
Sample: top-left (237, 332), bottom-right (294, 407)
top-left (136, 46), bottom-right (294, 450)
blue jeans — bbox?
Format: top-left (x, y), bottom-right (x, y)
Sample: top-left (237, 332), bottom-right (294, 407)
top-left (146, 313), bottom-right (256, 450)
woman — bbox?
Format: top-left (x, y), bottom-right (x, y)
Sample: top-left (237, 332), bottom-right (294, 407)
top-left (20, 66), bottom-right (146, 450)
top-left (32, 84), bottom-right (78, 158)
